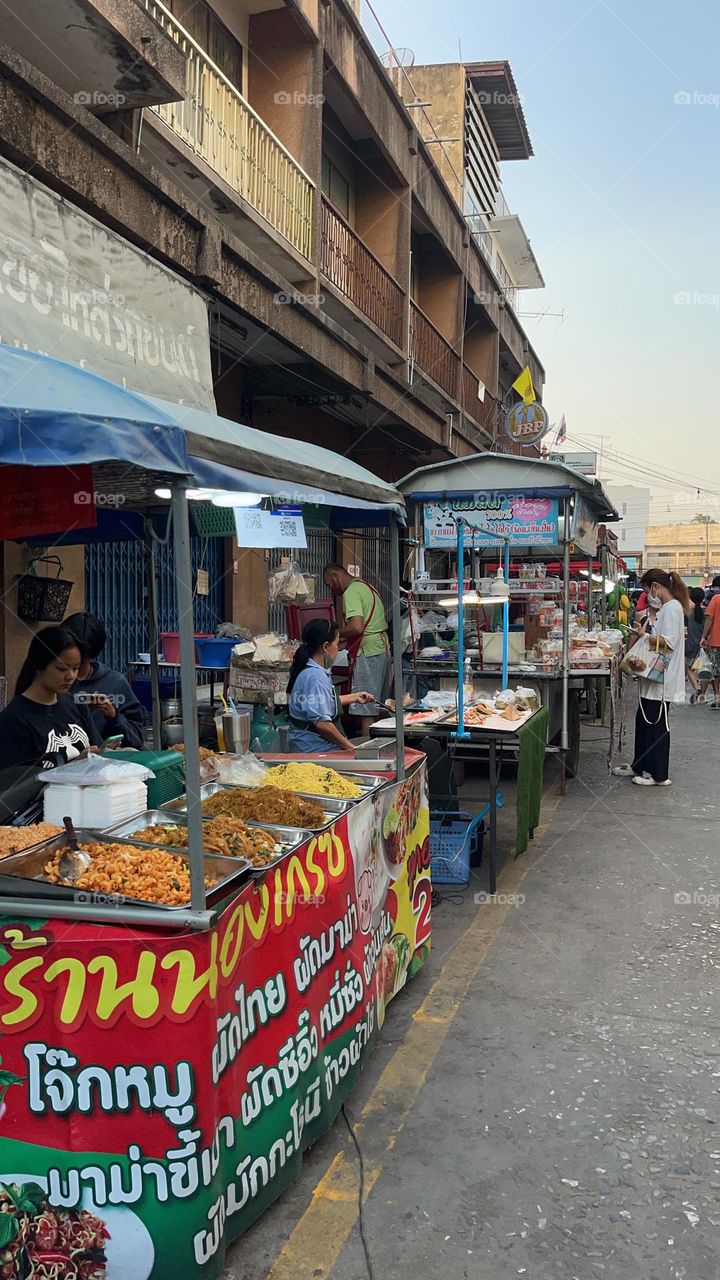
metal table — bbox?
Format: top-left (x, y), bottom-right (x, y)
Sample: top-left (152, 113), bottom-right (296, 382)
top-left (370, 710), bottom-right (543, 894)
top-left (410, 661), bottom-right (617, 779)
top-left (128, 660), bottom-right (230, 708)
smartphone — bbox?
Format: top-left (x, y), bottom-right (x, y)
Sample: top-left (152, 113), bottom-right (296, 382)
top-left (101, 734), bottom-right (124, 751)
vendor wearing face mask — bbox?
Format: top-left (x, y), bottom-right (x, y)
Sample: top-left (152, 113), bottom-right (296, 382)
top-left (287, 620), bottom-right (373, 754)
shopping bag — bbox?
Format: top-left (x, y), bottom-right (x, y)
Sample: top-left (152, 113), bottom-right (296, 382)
top-left (692, 651), bottom-right (713, 681)
top-left (620, 633), bottom-right (669, 683)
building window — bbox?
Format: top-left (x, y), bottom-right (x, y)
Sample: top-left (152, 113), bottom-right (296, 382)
top-left (321, 153), bottom-right (353, 223)
top-left (168, 0), bottom-right (243, 88)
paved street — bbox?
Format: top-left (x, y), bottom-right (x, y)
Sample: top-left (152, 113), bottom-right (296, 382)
top-left (234, 701), bottom-right (720, 1280)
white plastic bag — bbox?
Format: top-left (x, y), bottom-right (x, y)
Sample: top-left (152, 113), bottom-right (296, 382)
top-left (40, 756), bottom-right (154, 785)
top-left (214, 751), bottom-right (269, 788)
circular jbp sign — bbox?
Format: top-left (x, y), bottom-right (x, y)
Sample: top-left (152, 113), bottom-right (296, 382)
top-left (505, 399), bottom-right (549, 446)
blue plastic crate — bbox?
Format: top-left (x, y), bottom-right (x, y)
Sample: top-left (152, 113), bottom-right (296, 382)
top-left (430, 809), bottom-right (486, 886)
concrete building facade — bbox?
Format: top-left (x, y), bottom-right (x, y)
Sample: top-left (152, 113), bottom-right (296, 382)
top-left (0, 0), bottom-right (548, 678)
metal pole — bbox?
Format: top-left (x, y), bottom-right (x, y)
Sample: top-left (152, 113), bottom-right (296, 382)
top-left (587, 555), bottom-right (593, 629)
top-left (170, 480), bottom-right (205, 912)
top-left (145, 520), bottom-right (162, 751)
top-left (600, 543), bottom-right (608, 628)
top-left (488, 737), bottom-right (497, 893)
top-left (502, 538), bottom-right (510, 689)
top-left (561, 498), bottom-right (571, 793)
top-left (390, 514), bottom-right (406, 782)
top-left (454, 520), bottom-right (469, 740)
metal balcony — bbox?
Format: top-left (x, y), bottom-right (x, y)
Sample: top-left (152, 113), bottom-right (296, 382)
top-left (141, 0), bottom-right (314, 260)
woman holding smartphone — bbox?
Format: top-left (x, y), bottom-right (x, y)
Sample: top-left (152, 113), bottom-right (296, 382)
top-left (0, 626), bottom-right (101, 782)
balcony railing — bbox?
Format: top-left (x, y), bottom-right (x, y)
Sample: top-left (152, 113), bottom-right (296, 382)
top-left (409, 301), bottom-right (460, 400)
top-left (320, 198), bottom-right (405, 347)
top-left (141, 0), bottom-right (314, 260)
top-left (462, 366), bottom-right (503, 438)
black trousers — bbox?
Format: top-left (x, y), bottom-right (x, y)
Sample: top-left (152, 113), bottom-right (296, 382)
top-left (632, 698), bottom-right (670, 782)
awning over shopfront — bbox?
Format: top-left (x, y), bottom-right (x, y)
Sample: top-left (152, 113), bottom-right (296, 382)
top-left (0, 344), bottom-right (405, 521)
top-left (0, 343), bottom-right (190, 474)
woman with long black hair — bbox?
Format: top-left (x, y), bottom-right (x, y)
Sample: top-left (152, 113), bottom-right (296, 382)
top-left (0, 625), bottom-right (100, 775)
top-left (287, 619), bottom-right (373, 754)
top-left (685, 587), bottom-right (707, 704)
top-left (613, 568), bottom-right (690, 787)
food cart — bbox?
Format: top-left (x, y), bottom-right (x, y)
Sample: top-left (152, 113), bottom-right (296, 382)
top-left (0, 344), bottom-right (425, 1279)
top-left (380, 457), bottom-right (620, 859)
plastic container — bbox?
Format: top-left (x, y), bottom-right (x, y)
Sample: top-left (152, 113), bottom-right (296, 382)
top-left (44, 781), bottom-right (148, 827)
top-left (430, 810), bottom-right (486, 886)
top-left (111, 749), bottom-right (185, 808)
top-left (160, 632), bottom-right (213, 665)
top-left (194, 637), bottom-right (237, 669)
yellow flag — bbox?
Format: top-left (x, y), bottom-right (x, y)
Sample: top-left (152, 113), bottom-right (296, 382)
top-left (511, 365), bottom-right (535, 406)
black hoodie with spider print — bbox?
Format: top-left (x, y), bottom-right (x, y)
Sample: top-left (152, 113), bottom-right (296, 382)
top-left (0, 693), bottom-right (100, 774)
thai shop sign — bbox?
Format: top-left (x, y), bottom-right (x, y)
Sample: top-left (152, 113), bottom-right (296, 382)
top-left (0, 155), bottom-right (215, 409)
top-left (0, 766), bottom-right (430, 1278)
top-left (424, 495), bottom-right (560, 548)
top-left (571, 495), bottom-right (599, 555)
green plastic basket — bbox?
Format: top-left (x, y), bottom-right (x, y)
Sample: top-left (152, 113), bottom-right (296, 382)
top-left (190, 503), bottom-right (236, 537)
top-left (112, 749), bottom-right (185, 808)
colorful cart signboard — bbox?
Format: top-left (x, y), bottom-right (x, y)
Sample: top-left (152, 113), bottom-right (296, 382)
top-left (0, 765), bottom-right (430, 1279)
top-left (424, 495), bottom-right (560, 548)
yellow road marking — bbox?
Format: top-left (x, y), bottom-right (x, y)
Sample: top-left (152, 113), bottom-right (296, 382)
top-left (265, 805), bottom-right (553, 1280)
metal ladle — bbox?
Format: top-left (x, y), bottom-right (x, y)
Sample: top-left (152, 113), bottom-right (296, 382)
top-left (59, 816), bottom-right (91, 882)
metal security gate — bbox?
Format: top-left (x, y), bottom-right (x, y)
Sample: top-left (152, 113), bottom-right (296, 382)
top-left (85, 537), bottom-right (225, 674)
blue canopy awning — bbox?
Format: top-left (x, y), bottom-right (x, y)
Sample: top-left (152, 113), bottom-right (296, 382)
top-left (0, 344), bottom-right (190, 474)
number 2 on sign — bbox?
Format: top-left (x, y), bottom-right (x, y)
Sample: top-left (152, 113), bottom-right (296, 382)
top-left (412, 878), bottom-right (432, 947)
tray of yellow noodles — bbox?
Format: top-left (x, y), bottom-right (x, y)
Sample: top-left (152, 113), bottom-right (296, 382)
top-left (260, 762), bottom-right (385, 802)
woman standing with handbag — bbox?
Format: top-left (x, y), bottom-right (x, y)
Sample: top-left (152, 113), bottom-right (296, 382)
top-left (613, 568), bottom-right (689, 787)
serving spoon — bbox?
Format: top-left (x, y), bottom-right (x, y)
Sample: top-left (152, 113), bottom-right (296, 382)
top-left (59, 816), bottom-right (91, 883)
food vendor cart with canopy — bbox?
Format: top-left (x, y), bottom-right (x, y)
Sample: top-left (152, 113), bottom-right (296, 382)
top-left (0, 344), bottom-right (426, 1278)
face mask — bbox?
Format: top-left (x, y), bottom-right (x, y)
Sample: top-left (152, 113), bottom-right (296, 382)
top-left (328, 584), bottom-right (343, 598)
top-left (323, 649), bottom-right (335, 669)
top-left (648, 589), bottom-right (662, 608)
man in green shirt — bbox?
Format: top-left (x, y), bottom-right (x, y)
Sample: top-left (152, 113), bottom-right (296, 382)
top-left (323, 563), bottom-right (390, 736)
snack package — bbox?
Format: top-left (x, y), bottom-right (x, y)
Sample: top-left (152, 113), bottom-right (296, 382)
top-left (268, 561), bottom-right (311, 604)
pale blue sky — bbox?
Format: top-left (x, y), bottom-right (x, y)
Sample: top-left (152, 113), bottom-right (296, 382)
top-left (369, 0), bottom-right (720, 520)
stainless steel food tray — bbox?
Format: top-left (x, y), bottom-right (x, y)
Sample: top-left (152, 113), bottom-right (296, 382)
top-left (264, 766), bottom-right (386, 800)
top-left (161, 783), bottom-right (351, 828)
top-left (0, 831), bottom-right (247, 911)
top-left (102, 811), bottom-right (312, 861)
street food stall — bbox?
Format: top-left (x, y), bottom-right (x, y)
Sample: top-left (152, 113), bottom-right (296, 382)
top-left (0, 344), bottom-right (425, 1279)
top-left (368, 456), bottom-right (619, 890)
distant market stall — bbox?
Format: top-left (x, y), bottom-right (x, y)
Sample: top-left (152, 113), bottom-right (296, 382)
top-left (0, 344), bottom-right (428, 1279)
top-left (368, 455), bottom-right (620, 889)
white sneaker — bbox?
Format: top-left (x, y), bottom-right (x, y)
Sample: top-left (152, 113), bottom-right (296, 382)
top-left (633, 775), bottom-right (672, 787)
top-left (612, 764), bottom-right (636, 777)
